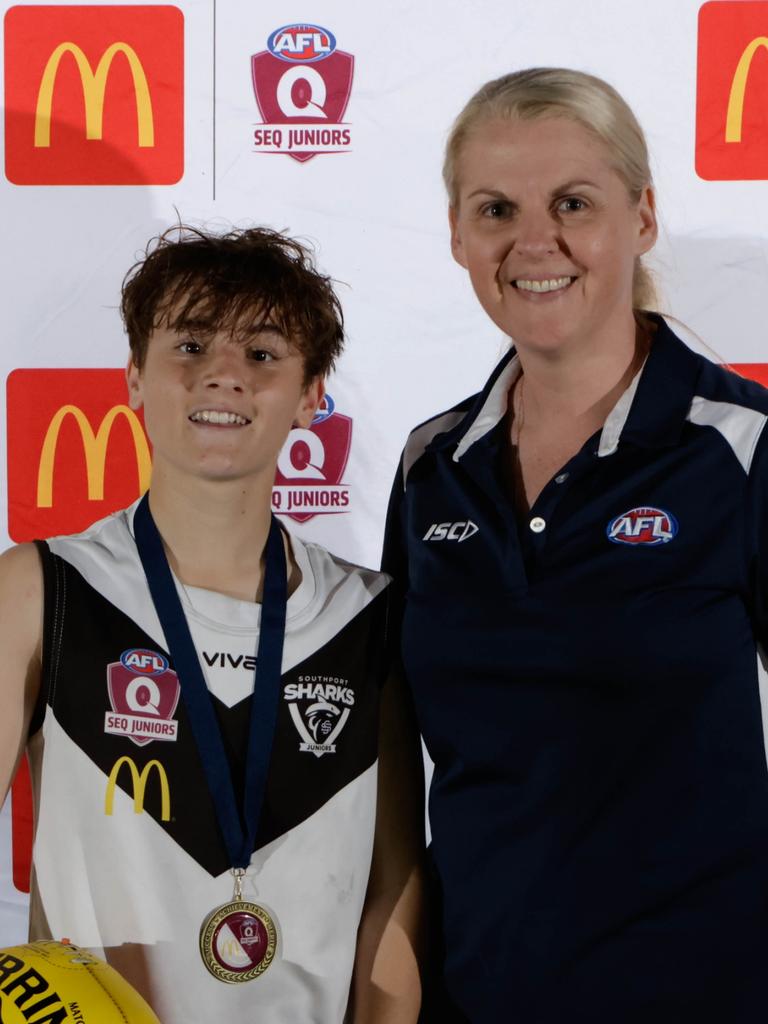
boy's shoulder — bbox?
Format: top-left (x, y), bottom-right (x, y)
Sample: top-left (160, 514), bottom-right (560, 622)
top-left (290, 533), bottom-right (390, 608)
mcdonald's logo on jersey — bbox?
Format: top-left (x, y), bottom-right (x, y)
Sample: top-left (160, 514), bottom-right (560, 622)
top-left (4, 5), bottom-right (183, 185)
top-left (105, 756), bottom-right (171, 821)
top-left (6, 368), bottom-right (152, 541)
top-left (697, 1), bottom-right (768, 179)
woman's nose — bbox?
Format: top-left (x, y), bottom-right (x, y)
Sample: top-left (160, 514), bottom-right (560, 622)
top-left (511, 209), bottom-right (560, 258)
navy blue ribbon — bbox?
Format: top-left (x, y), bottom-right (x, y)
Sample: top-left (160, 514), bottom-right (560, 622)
top-left (133, 493), bottom-right (287, 869)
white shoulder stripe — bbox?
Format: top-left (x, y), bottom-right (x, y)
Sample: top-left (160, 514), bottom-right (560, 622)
top-left (402, 410), bottom-right (466, 484)
top-left (687, 396), bottom-right (768, 474)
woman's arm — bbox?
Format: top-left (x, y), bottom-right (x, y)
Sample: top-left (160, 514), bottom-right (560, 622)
top-left (349, 665), bottom-right (425, 1023)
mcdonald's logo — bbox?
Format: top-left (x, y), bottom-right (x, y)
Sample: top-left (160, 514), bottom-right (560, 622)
top-left (4, 6), bottom-right (183, 185)
top-left (34, 42), bottom-right (155, 149)
top-left (104, 756), bottom-right (171, 821)
top-left (36, 405), bottom-right (151, 508)
top-left (697, 2), bottom-right (768, 179)
top-left (6, 369), bottom-right (152, 542)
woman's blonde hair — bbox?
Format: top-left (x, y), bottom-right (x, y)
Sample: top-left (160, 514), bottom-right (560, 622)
top-left (443, 67), bottom-right (657, 310)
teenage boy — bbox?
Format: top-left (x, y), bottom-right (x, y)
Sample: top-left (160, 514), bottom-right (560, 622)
top-left (0, 226), bottom-right (423, 1023)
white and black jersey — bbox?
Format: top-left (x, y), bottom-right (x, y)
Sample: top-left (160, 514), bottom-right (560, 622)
top-left (28, 502), bottom-right (390, 1024)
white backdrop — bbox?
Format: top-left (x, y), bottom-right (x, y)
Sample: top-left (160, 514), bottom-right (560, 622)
top-left (2, 0), bottom-right (767, 943)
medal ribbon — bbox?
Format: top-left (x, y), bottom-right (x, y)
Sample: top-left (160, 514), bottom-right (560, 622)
top-left (133, 493), bottom-right (287, 869)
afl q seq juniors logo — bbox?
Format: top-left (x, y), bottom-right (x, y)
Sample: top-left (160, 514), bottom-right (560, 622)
top-left (104, 648), bottom-right (181, 746)
top-left (251, 23), bottom-right (354, 162)
top-left (607, 507), bottom-right (678, 546)
top-left (283, 675), bottom-right (355, 757)
top-left (272, 394), bottom-right (352, 523)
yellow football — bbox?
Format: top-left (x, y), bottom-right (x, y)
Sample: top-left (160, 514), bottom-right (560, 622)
top-left (0, 940), bottom-right (161, 1023)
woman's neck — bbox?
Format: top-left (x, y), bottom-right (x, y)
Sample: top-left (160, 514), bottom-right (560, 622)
top-left (514, 317), bottom-right (647, 434)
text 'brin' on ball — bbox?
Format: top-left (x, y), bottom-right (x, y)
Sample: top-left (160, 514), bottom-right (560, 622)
top-left (251, 24), bottom-right (354, 163)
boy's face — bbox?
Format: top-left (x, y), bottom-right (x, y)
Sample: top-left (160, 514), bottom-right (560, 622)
top-left (126, 314), bottom-right (322, 487)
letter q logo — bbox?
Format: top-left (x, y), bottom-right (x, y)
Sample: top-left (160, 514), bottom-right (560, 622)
top-left (276, 66), bottom-right (328, 119)
top-left (278, 428), bottom-right (326, 480)
top-left (125, 676), bottom-right (162, 715)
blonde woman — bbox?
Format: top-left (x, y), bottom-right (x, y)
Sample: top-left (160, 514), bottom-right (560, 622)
top-left (384, 68), bottom-right (768, 1022)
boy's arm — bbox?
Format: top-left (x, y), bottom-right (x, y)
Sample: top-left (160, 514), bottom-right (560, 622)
top-left (349, 666), bottom-right (425, 1023)
top-left (0, 544), bottom-right (43, 808)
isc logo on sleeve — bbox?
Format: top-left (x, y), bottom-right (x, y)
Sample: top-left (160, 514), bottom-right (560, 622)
top-left (423, 521), bottom-right (479, 543)
top-left (4, 5), bottom-right (184, 185)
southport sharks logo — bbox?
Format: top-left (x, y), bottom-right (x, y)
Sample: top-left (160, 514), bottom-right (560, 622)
top-left (283, 676), bottom-right (354, 758)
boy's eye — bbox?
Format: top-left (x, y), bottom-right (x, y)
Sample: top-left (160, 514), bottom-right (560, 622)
top-left (249, 349), bottom-right (275, 362)
top-left (178, 339), bottom-right (203, 354)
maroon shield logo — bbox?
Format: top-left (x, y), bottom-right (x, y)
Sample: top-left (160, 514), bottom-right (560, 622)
top-left (106, 661), bottom-right (181, 747)
top-left (272, 412), bottom-right (352, 523)
top-left (251, 50), bottom-right (354, 163)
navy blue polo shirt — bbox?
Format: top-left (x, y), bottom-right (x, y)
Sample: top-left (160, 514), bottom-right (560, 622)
top-left (384, 316), bottom-right (768, 1023)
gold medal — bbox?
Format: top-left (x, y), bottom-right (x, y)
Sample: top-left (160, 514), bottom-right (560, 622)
top-left (199, 870), bottom-right (278, 983)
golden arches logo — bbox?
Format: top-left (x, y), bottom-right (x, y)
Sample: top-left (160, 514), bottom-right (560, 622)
top-left (726, 36), bottom-right (768, 143)
top-left (104, 757), bottom-right (171, 821)
top-left (36, 404), bottom-right (151, 508)
top-left (219, 940), bottom-right (244, 959)
top-left (34, 41), bottom-right (155, 148)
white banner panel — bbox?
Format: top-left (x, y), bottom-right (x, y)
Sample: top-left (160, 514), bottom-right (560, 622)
top-left (2, 0), bottom-right (767, 943)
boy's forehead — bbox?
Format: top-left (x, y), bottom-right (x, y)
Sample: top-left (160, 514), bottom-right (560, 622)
top-left (155, 291), bottom-right (295, 342)
top-left (156, 282), bottom-right (288, 325)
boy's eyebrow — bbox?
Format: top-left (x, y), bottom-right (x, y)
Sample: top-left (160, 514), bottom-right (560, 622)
top-left (169, 316), bottom-right (213, 332)
top-left (170, 317), bottom-right (291, 344)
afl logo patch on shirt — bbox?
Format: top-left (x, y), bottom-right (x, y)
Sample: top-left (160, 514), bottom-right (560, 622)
top-left (105, 649), bottom-right (181, 746)
top-left (607, 507), bottom-right (678, 546)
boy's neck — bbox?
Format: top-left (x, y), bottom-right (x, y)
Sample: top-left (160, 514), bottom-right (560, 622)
top-left (144, 470), bottom-right (297, 602)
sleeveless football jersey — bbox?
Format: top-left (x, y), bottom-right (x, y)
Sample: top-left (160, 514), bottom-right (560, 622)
top-left (28, 502), bottom-right (390, 1024)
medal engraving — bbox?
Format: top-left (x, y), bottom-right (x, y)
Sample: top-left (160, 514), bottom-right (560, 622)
top-left (200, 900), bottom-right (278, 983)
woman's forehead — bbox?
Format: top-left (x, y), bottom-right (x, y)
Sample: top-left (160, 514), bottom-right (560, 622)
top-left (456, 116), bottom-right (622, 191)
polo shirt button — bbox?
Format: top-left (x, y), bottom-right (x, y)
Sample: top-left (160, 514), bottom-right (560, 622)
top-left (530, 516), bottom-right (546, 533)
top-left (555, 473), bottom-right (569, 484)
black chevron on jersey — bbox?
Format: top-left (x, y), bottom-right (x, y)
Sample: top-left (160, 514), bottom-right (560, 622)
top-left (37, 544), bottom-right (387, 877)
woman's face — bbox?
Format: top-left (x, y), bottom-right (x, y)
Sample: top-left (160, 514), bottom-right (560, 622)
top-left (449, 116), bottom-right (657, 357)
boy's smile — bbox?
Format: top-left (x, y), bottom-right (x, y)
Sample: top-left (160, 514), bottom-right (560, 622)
top-left (126, 318), bottom-right (322, 486)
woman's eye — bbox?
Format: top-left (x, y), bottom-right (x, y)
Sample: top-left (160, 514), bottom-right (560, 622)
top-left (481, 200), bottom-right (511, 219)
top-left (557, 196), bottom-right (587, 213)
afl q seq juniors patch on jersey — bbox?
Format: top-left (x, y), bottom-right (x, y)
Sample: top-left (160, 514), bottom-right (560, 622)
top-left (384, 315), bottom-right (768, 1023)
top-left (28, 502), bottom-right (391, 1024)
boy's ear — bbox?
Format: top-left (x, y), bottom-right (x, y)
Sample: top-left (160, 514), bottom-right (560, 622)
top-left (126, 358), bottom-right (143, 411)
top-left (293, 377), bottom-right (325, 429)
